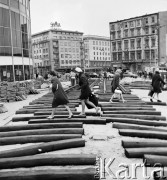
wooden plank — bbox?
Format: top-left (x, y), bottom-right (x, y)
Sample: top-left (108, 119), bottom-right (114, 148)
top-left (144, 154), bottom-right (167, 167)
top-left (119, 129), bottom-right (167, 140)
top-left (101, 107), bottom-right (156, 111)
top-left (0, 154), bottom-right (96, 169)
top-left (102, 114), bottom-right (166, 121)
top-left (125, 147), bottom-right (167, 158)
top-left (113, 123), bottom-right (167, 132)
top-left (28, 118), bottom-right (106, 125)
top-left (0, 123), bottom-right (83, 132)
top-left (0, 128), bottom-right (84, 137)
top-left (103, 110), bottom-right (161, 115)
top-left (0, 168), bottom-right (97, 180)
top-left (0, 134), bottom-right (82, 145)
top-left (122, 140), bottom-right (167, 148)
top-left (0, 138), bottom-right (85, 158)
top-left (106, 117), bottom-right (167, 126)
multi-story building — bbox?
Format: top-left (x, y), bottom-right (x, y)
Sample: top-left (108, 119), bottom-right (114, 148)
top-left (0, 0), bottom-right (33, 82)
top-left (83, 35), bottom-right (111, 70)
top-left (109, 11), bottom-right (167, 72)
top-left (32, 29), bottom-right (83, 75)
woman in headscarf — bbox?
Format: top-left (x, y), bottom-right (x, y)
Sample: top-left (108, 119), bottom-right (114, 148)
top-left (75, 67), bottom-right (100, 116)
top-left (150, 69), bottom-right (165, 102)
top-left (47, 71), bottom-right (73, 119)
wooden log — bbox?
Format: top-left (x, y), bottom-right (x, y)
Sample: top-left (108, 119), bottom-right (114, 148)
top-left (101, 107), bottom-right (156, 111)
top-left (146, 102), bottom-right (167, 106)
top-left (0, 128), bottom-right (84, 137)
top-left (16, 108), bottom-right (76, 114)
top-left (107, 117), bottom-right (167, 126)
top-left (144, 154), bottom-right (167, 167)
top-left (0, 138), bottom-right (85, 158)
top-left (0, 123), bottom-right (83, 132)
top-left (102, 114), bottom-right (166, 121)
top-left (0, 168), bottom-right (97, 180)
top-left (125, 147), bottom-right (167, 158)
top-left (119, 129), bottom-right (167, 140)
top-left (122, 140), bottom-right (167, 148)
top-left (99, 103), bottom-right (151, 107)
top-left (0, 134), bottom-right (82, 145)
top-left (34, 111), bottom-right (101, 116)
top-left (28, 118), bottom-right (106, 125)
top-left (12, 115), bottom-right (86, 122)
top-left (0, 154), bottom-right (96, 169)
top-left (113, 123), bottom-right (167, 132)
top-left (103, 110), bottom-right (161, 115)
top-left (23, 104), bottom-right (77, 108)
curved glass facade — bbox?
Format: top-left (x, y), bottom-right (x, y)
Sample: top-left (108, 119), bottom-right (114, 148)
top-left (0, 0), bottom-right (33, 82)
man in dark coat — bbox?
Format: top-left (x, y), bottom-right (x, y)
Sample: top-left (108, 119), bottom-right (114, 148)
top-left (150, 69), bottom-right (165, 102)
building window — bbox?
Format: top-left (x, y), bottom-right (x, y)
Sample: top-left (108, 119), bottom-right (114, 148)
top-left (112, 42), bottom-right (116, 51)
top-left (129, 21), bottom-right (134, 27)
top-left (152, 16), bottom-right (155, 23)
top-left (136, 19), bottom-right (141, 26)
top-left (137, 38), bottom-right (141, 48)
top-left (124, 22), bottom-right (128, 28)
top-left (151, 38), bottom-right (156, 47)
top-left (110, 24), bottom-right (115, 31)
top-left (124, 30), bottom-right (128, 38)
top-left (145, 27), bottom-right (149, 34)
top-left (151, 50), bottom-right (155, 59)
top-left (130, 52), bottom-right (135, 61)
top-left (124, 52), bottom-right (129, 61)
top-left (145, 38), bottom-right (149, 48)
top-left (118, 42), bottom-right (122, 51)
top-left (117, 31), bottom-right (121, 38)
top-left (111, 32), bottom-right (115, 40)
top-left (130, 40), bottom-right (135, 49)
top-left (151, 27), bottom-right (156, 34)
top-left (145, 50), bottom-right (150, 60)
top-left (118, 53), bottom-right (122, 61)
top-left (137, 28), bottom-right (141, 36)
top-left (137, 51), bottom-right (141, 60)
top-left (113, 53), bottom-right (117, 61)
top-left (130, 29), bottom-right (134, 36)
top-left (124, 40), bottom-right (129, 50)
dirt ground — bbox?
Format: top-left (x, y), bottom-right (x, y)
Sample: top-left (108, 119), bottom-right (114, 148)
top-left (0, 78), bottom-right (167, 180)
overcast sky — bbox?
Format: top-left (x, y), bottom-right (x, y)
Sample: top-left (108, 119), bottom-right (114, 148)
top-left (30, 0), bottom-right (167, 36)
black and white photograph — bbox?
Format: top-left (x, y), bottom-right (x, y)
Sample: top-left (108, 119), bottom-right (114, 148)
top-left (0, 0), bottom-right (167, 179)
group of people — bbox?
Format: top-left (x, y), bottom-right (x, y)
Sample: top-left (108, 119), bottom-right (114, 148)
top-left (47, 67), bottom-right (100, 119)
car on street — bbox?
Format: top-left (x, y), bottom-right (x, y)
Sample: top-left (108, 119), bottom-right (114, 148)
top-left (89, 72), bottom-right (98, 78)
top-left (123, 72), bottom-right (137, 78)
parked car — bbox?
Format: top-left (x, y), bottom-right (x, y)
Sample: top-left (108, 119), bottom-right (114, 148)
top-left (123, 72), bottom-right (137, 78)
top-left (89, 72), bottom-right (98, 78)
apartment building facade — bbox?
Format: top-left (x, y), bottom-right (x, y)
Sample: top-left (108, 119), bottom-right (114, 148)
top-left (32, 29), bottom-right (83, 75)
top-left (83, 35), bottom-right (111, 70)
top-left (109, 11), bottom-right (167, 72)
top-left (0, 0), bottom-right (33, 82)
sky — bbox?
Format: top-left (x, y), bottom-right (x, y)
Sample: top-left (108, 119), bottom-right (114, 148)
top-left (30, 0), bottom-right (167, 37)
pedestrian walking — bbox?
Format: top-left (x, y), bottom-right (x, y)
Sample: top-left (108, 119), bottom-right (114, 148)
top-left (47, 71), bottom-right (73, 119)
top-left (111, 69), bottom-right (122, 93)
top-left (150, 69), bottom-right (165, 102)
top-left (75, 67), bottom-right (100, 116)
